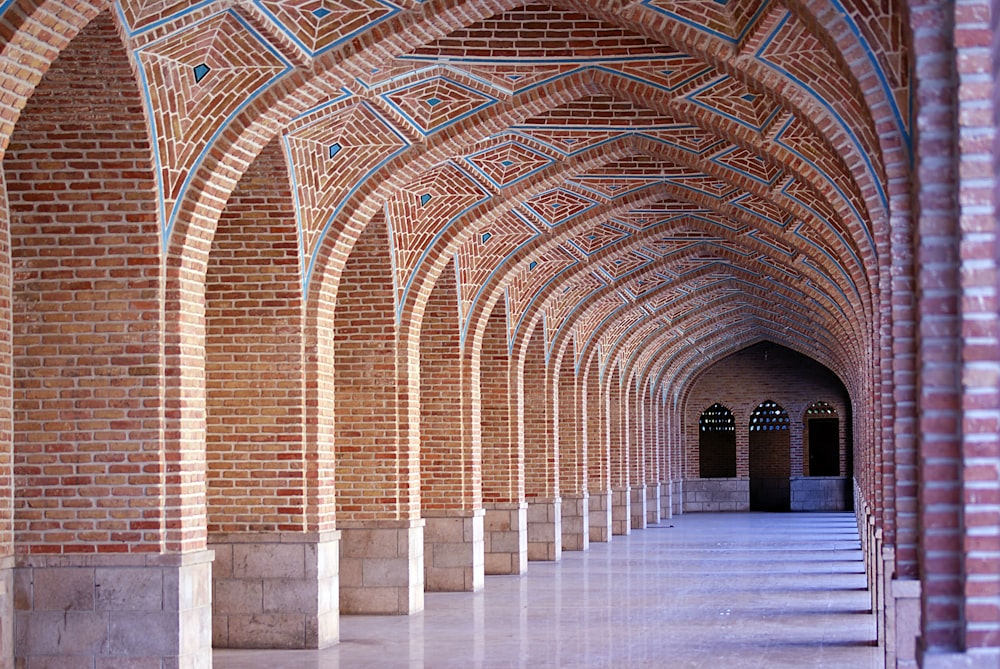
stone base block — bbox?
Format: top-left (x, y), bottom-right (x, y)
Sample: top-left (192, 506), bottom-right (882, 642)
top-left (0, 557), bottom-right (11, 669)
top-left (560, 493), bottom-right (589, 552)
top-left (646, 485), bottom-right (661, 525)
top-left (630, 484), bottom-right (647, 530)
top-left (920, 649), bottom-right (1000, 669)
top-left (14, 550), bottom-right (213, 669)
top-left (790, 476), bottom-right (852, 511)
top-left (683, 478), bottom-right (749, 512)
top-left (891, 577), bottom-right (921, 669)
top-left (661, 481), bottom-right (674, 519)
top-left (423, 510), bottom-right (484, 592)
top-left (527, 498), bottom-right (562, 561)
top-left (483, 503), bottom-right (527, 575)
top-left (210, 531), bottom-right (339, 649)
top-left (671, 480), bottom-right (684, 516)
top-left (612, 486), bottom-right (631, 536)
top-left (339, 520), bottom-right (424, 615)
top-left (589, 491), bottom-right (612, 543)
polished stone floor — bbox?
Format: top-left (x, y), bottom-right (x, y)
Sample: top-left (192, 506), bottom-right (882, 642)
top-left (214, 512), bottom-right (881, 669)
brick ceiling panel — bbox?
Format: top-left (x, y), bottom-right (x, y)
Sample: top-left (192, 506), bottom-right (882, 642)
top-left (114, 0), bottom-right (906, 388)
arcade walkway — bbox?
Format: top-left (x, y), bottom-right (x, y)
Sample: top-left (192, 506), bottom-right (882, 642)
top-left (214, 513), bottom-right (880, 669)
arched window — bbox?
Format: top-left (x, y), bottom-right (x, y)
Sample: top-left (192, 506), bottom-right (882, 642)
top-left (699, 403), bottom-right (736, 478)
top-left (805, 401), bottom-right (840, 476)
top-left (749, 400), bottom-right (790, 431)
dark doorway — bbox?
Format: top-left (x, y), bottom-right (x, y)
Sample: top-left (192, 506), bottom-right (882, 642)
top-left (749, 400), bottom-right (790, 511)
top-left (699, 403), bottom-right (736, 478)
top-left (808, 418), bottom-right (840, 476)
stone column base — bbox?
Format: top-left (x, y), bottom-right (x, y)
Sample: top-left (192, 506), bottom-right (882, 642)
top-left (646, 484), bottom-right (661, 525)
top-left (920, 649), bottom-right (1000, 669)
top-left (560, 493), bottom-right (590, 551)
top-left (891, 576), bottom-right (921, 669)
top-left (423, 509), bottom-right (484, 592)
top-left (672, 479), bottom-right (684, 516)
top-left (660, 481), bottom-right (673, 519)
top-left (339, 519), bottom-right (424, 614)
top-left (483, 502), bottom-right (527, 575)
top-left (15, 550), bottom-right (213, 668)
top-left (210, 531), bottom-right (340, 648)
top-left (588, 491), bottom-right (612, 543)
top-left (630, 484), bottom-right (647, 530)
top-left (0, 556), bottom-right (12, 669)
top-left (527, 497), bottom-right (562, 561)
top-left (612, 486), bottom-right (631, 536)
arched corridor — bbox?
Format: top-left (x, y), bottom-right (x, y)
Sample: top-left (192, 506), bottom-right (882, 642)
top-left (0, 0), bottom-right (996, 668)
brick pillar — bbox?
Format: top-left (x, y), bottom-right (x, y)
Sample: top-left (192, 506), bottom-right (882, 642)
top-left (626, 381), bottom-right (646, 530)
top-left (585, 355), bottom-right (612, 542)
top-left (557, 348), bottom-right (589, 551)
top-left (334, 214), bottom-right (423, 614)
top-left (645, 388), bottom-right (662, 525)
top-left (481, 303), bottom-right (526, 574)
top-left (521, 321), bottom-right (561, 561)
top-left (204, 137), bottom-right (339, 646)
top-left (608, 367), bottom-right (630, 536)
top-left (420, 263), bottom-right (484, 592)
top-left (9, 14), bottom-right (213, 666)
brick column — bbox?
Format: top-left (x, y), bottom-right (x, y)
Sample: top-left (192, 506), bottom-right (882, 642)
top-left (585, 355), bottom-right (612, 542)
top-left (481, 305), bottom-right (526, 574)
top-left (420, 266), bottom-right (484, 592)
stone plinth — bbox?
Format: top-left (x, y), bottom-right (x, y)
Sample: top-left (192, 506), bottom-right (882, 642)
top-left (683, 478), bottom-right (749, 512)
top-left (790, 476), bottom-right (852, 511)
top-left (527, 498), bottom-right (562, 561)
top-left (661, 481), bottom-right (674, 519)
top-left (630, 484), bottom-right (647, 530)
top-left (14, 550), bottom-right (213, 669)
top-left (560, 493), bottom-right (590, 552)
top-left (483, 502), bottom-right (527, 575)
top-left (646, 484), bottom-right (662, 524)
top-left (611, 486), bottom-right (631, 536)
top-left (339, 519), bottom-right (424, 615)
top-left (589, 490), bottom-right (612, 543)
top-left (210, 531), bottom-right (340, 649)
top-left (423, 510), bottom-right (484, 592)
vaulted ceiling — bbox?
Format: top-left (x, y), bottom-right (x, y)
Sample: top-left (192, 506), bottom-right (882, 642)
top-left (125, 0), bottom-right (908, 396)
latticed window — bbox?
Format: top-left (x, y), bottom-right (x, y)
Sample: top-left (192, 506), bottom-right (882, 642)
top-left (699, 403), bottom-right (735, 432)
top-left (805, 401), bottom-right (837, 416)
top-left (749, 400), bottom-right (789, 431)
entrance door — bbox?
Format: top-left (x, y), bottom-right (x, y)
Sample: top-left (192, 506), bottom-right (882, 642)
top-left (749, 400), bottom-right (790, 511)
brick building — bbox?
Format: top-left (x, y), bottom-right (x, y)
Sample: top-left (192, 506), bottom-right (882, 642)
top-left (0, 0), bottom-right (995, 667)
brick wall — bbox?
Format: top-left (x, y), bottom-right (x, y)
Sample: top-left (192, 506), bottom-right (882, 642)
top-left (584, 354), bottom-right (608, 493)
top-left (557, 348), bottom-right (584, 496)
top-left (205, 137), bottom-right (308, 533)
top-left (522, 321), bottom-right (556, 498)
top-left (683, 343), bottom-right (851, 481)
top-left (334, 215), bottom-right (410, 520)
top-left (480, 302), bottom-right (519, 503)
top-left (8, 13), bottom-right (163, 553)
top-left (420, 260), bottom-right (480, 510)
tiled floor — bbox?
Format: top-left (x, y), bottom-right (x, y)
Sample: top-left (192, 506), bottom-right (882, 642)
top-left (214, 512), bottom-right (881, 669)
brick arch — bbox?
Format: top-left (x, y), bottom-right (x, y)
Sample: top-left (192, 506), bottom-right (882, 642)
top-left (0, 0), bottom-right (108, 158)
top-left (7, 11), bottom-right (166, 552)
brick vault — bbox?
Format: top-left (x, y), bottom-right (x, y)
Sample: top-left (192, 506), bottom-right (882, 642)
top-left (0, 0), bottom-right (995, 667)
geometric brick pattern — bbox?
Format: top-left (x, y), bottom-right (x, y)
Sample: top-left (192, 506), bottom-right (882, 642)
top-left (135, 11), bottom-right (292, 241)
top-left (284, 100), bottom-right (409, 281)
